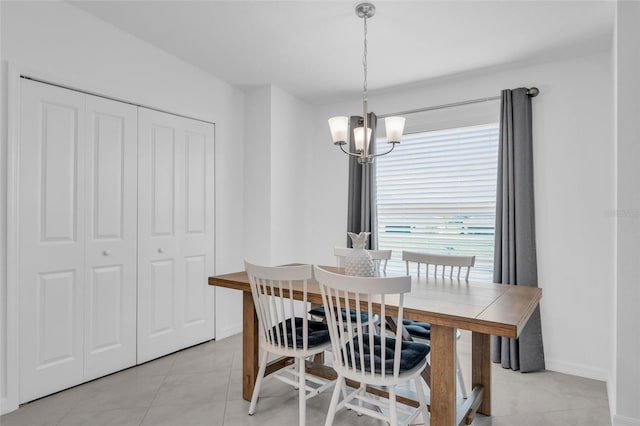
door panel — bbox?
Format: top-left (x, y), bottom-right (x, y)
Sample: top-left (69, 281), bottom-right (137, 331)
top-left (87, 266), bottom-right (123, 352)
top-left (184, 255), bottom-right (206, 326)
top-left (150, 259), bottom-right (175, 336)
top-left (92, 112), bottom-right (125, 239)
top-left (138, 108), bottom-right (214, 363)
top-left (151, 126), bottom-right (176, 236)
top-left (83, 95), bottom-right (137, 381)
top-left (185, 133), bottom-right (206, 235)
top-left (19, 80), bottom-right (86, 402)
top-left (37, 270), bottom-right (78, 367)
top-left (40, 102), bottom-right (79, 242)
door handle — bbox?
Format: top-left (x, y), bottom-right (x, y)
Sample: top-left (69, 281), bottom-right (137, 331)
top-left (158, 248), bottom-right (165, 253)
top-left (102, 250), bottom-right (111, 256)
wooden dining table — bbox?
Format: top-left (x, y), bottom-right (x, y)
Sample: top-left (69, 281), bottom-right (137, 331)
top-left (209, 266), bottom-right (541, 426)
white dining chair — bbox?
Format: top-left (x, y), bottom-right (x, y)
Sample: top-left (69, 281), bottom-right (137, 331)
top-left (244, 260), bottom-right (334, 426)
top-left (314, 265), bottom-right (430, 426)
top-left (402, 250), bottom-right (476, 399)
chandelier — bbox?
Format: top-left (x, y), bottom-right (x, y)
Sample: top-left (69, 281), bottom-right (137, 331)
top-left (328, 2), bottom-right (406, 165)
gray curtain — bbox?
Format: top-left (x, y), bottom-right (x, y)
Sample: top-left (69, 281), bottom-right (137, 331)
top-left (491, 88), bottom-right (545, 372)
top-left (347, 112), bottom-right (378, 250)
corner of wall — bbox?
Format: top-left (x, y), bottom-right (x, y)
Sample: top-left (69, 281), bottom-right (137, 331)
top-left (0, 60), bottom-right (19, 416)
top-left (614, 0), bottom-right (640, 423)
top-left (0, 59), bottom-right (8, 414)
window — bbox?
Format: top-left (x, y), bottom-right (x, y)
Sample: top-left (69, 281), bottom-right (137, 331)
top-left (375, 123), bottom-right (499, 282)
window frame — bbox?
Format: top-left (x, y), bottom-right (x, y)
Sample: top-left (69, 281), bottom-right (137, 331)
top-left (375, 101), bottom-right (500, 282)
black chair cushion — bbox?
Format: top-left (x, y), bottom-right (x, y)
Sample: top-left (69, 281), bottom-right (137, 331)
top-left (271, 317), bottom-right (330, 349)
top-left (402, 319), bottom-right (431, 340)
top-left (308, 306), bottom-right (369, 323)
top-left (345, 333), bottom-right (429, 375)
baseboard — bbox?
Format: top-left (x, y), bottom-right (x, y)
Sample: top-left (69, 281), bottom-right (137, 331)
top-left (544, 358), bottom-right (609, 381)
top-left (614, 414), bottom-right (640, 425)
top-left (215, 323), bottom-right (242, 340)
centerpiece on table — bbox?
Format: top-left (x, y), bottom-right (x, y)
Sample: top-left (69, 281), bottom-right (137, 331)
top-left (344, 232), bottom-right (375, 277)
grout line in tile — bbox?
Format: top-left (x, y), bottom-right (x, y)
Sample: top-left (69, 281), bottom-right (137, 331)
top-left (220, 366), bottom-right (234, 426)
top-left (138, 373), bottom-right (170, 425)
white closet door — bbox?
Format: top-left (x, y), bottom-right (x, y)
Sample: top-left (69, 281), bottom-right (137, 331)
top-left (137, 108), bottom-right (215, 363)
top-left (19, 80), bottom-right (86, 402)
top-left (83, 95), bottom-right (137, 380)
top-left (178, 119), bottom-right (215, 348)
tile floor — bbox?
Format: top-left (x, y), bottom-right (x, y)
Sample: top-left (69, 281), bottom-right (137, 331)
top-left (1, 331), bottom-right (611, 426)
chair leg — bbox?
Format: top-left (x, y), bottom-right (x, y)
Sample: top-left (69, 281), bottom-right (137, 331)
top-left (297, 358), bottom-right (306, 426)
top-left (340, 379), bottom-right (351, 411)
top-left (389, 386), bottom-right (398, 426)
top-left (357, 383), bottom-right (365, 416)
top-left (340, 380), bottom-right (348, 400)
top-left (325, 376), bottom-right (343, 426)
top-left (414, 377), bottom-right (429, 425)
top-left (456, 354), bottom-right (468, 399)
top-left (249, 351), bottom-right (269, 415)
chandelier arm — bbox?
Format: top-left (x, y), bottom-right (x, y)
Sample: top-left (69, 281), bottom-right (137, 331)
top-left (338, 143), bottom-right (366, 159)
top-left (370, 143), bottom-right (397, 158)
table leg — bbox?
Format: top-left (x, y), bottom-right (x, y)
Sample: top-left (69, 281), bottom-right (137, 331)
top-left (243, 291), bottom-right (258, 401)
top-left (472, 332), bottom-right (491, 415)
top-left (430, 324), bottom-right (456, 426)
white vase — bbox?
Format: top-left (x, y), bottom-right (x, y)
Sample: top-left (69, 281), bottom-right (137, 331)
top-left (344, 232), bottom-right (375, 277)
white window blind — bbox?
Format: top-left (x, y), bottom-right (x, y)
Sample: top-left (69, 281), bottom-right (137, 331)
top-left (375, 123), bottom-right (499, 282)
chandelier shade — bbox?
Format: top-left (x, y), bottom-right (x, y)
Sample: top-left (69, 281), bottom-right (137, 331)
top-left (353, 127), bottom-right (372, 153)
top-left (328, 116), bottom-right (349, 145)
top-left (385, 116), bottom-right (406, 144)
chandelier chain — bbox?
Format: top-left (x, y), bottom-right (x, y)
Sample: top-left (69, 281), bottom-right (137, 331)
top-left (363, 15), bottom-right (368, 102)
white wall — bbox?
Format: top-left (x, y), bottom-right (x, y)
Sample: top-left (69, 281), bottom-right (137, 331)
top-left (308, 50), bottom-right (616, 381)
top-left (244, 84), bottom-right (314, 265)
top-left (614, 2), bottom-right (640, 425)
top-left (0, 0), bottom-right (245, 413)
top-left (270, 86), bottom-right (312, 265)
top-left (244, 86), bottom-right (272, 264)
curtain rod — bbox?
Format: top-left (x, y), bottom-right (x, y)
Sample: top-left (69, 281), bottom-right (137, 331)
top-left (378, 87), bottom-right (539, 118)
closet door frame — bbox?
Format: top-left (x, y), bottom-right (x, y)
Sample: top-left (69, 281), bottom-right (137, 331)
top-left (4, 62), bottom-right (26, 415)
top-left (4, 63), bottom-right (216, 415)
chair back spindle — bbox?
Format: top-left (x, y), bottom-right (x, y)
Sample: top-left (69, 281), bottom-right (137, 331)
top-left (402, 251), bottom-right (475, 280)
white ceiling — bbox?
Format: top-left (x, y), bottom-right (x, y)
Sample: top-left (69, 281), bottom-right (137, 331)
top-left (70, 1), bottom-right (615, 105)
